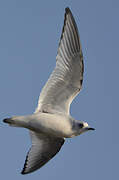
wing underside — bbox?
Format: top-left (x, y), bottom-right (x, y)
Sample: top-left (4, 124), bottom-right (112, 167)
top-left (21, 131), bottom-right (65, 174)
top-left (35, 8), bottom-right (84, 114)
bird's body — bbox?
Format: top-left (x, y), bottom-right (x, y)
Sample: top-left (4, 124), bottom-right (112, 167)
top-left (7, 113), bottom-right (74, 138)
top-left (3, 7), bottom-right (94, 175)
top-left (4, 113), bottom-right (90, 138)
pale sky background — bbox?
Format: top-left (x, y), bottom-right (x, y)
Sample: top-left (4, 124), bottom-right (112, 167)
top-left (0, 0), bottom-right (118, 179)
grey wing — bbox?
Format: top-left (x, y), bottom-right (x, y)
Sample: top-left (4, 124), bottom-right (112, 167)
top-left (35, 7), bottom-right (84, 114)
top-left (21, 131), bottom-right (65, 174)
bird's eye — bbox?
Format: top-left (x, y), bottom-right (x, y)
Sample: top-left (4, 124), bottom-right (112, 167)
top-left (78, 123), bottom-right (84, 128)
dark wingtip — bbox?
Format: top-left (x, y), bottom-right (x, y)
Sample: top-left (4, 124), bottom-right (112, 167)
top-left (21, 170), bottom-right (24, 175)
top-left (21, 166), bottom-right (33, 175)
top-left (65, 7), bottom-right (71, 14)
top-left (21, 170), bottom-right (26, 175)
top-left (21, 161), bottom-right (27, 175)
top-left (21, 166), bottom-right (28, 175)
top-left (58, 7), bottom-right (72, 49)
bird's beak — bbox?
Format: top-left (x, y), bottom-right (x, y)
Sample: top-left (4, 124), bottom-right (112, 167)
top-left (87, 127), bottom-right (95, 131)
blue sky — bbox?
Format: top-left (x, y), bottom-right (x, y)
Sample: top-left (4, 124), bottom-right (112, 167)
top-left (0, 0), bottom-right (118, 179)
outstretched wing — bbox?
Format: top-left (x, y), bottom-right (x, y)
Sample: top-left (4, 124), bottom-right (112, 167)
top-left (35, 7), bottom-right (84, 114)
top-left (21, 131), bottom-right (65, 174)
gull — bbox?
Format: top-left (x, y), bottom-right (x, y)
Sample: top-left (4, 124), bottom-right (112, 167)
top-left (3, 7), bottom-right (94, 175)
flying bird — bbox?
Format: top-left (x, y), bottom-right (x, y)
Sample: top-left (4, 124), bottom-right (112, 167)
top-left (3, 7), bottom-right (94, 175)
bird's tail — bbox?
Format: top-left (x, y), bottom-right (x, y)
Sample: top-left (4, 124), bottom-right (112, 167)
top-left (3, 116), bottom-right (27, 128)
top-left (3, 118), bottom-right (20, 127)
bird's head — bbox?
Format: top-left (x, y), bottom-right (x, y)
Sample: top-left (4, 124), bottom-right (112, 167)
top-left (73, 121), bottom-right (95, 136)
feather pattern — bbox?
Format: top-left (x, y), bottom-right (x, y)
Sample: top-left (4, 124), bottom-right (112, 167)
top-left (35, 8), bottom-right (84, 115)
top-left (21, 131), bottom-right (64, 174)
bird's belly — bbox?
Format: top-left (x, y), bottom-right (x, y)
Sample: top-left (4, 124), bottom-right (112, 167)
top-left (28, 113), bottom-right (73, 138)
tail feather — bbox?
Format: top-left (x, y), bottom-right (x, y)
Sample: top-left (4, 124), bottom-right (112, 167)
top-left (3, 116), bottom-right (29, 128)
top-left (3, 118), bottom-right (13, 124)
top-left (3, 117), bottom-right (21, 127)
